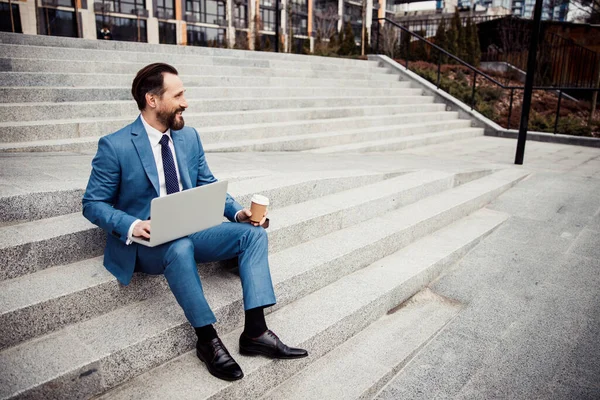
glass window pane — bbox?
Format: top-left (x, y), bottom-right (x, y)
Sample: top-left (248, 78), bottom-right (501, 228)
top-left (95, 15), bottom-right (147, 42)
top-left (39, 8), bottom-right (77, 37)
top-left (159, 21), bottom-right (176, 44)
top-left (0, 2), bottom-right (22, 33)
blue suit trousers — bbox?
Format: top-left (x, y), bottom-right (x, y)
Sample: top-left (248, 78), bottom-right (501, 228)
top-left (135, 222), bottom-right (276, 327)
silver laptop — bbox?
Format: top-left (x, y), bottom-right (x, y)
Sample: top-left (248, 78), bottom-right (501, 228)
top-left (131, 180), bottom-right (228, 247)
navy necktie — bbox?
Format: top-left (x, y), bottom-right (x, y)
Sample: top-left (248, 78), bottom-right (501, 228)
top-left (159, 134), bottom-right (180, 195)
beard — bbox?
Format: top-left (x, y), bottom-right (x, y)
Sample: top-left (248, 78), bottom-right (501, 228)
top-left (157, 107), bottom-right (185, 131)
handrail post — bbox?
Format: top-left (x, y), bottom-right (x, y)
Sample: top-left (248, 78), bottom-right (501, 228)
top-left (437, 49), bottom-right (441, 89)
top-left (554, 90), bottom-right (563, 135)
top-left (507, 88), bottom-right (514, 130)
top-left (471, 71), bottom-right (477, 110)
top-left (376, 20), bottom-right (380, 53)
top-left (406, 30), bottom-right (410, 69)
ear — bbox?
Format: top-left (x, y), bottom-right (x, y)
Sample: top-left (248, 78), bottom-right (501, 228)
top-left (145, 92), bottom-right (157, 109)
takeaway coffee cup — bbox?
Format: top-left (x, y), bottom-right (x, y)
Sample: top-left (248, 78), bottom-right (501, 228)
top-left (250, 194), bottom-right (269, 223)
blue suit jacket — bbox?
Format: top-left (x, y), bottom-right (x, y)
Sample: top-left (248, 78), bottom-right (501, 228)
top-left (82, 116), bottom-right (243, 285)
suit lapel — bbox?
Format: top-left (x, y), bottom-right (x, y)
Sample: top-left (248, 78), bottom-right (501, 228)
top-left (131, 116), bottom-right (160, 196)
top-left (172, 131), bottom-right (193, 190)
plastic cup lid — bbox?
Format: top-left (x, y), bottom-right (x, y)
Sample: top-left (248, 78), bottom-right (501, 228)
top-left (251, 194), bottom-right (269, 206)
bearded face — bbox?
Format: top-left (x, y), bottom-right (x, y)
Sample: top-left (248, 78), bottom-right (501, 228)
top-left (147, 73), bottom-right (188, 132)
top-left (157, 104), bottom-right (185, 131)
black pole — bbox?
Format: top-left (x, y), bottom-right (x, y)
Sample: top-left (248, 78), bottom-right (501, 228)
top-left (514, 0), bottom-right (544, 165)
top-left (376, 20), bottom-right (380, 53)
top-left (554, 90), bottom-right (563, 134)
top-left (406, 31), bottom-right (410, 69)
top-left (437, 49), bottom-right (441, 88)
top-left (507, 88), bottom-right (514, 130)
top-left (471, 71), bottom-right (477, 109)
top-left (274, 0), bottom-right (280, 52)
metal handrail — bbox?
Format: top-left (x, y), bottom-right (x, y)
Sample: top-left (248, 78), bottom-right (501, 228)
top-left (373, 17), bottom-right (600, 134)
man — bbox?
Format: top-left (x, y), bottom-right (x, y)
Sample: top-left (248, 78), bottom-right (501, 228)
top-left (99, 26), bottom-right (112, 40)
top-left (82, 63), bottom-right (307, 382)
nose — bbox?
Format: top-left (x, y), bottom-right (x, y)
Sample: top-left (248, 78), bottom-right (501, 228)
top-left (181, 96), bottom-right (188, 110)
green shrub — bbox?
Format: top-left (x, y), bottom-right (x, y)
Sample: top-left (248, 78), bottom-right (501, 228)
top-left (529, 112), bottom-right (553, 132)
top-left (477, 86), bottom-right (503, 103)
top-left (477, 102), bottom-right (497, 120)
top-left (556, 116), bottom-right (593, 137)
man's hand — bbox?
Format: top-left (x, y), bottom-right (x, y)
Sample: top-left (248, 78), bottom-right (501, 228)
top-left (133, 220), bottom-right (151, 239)
top-left (237, 208), bottom-right (268, 227)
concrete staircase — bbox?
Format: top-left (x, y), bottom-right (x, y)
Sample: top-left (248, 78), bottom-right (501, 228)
top-left (0, 33), bottom-right (527, 400)
top-left (0, 32), bottom-right (483, 154)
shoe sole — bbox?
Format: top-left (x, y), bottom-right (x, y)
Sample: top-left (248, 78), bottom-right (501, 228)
top-left (196, 349), bottom-right (245, 381)
top-left (239, 346), bottom-right (309, 360)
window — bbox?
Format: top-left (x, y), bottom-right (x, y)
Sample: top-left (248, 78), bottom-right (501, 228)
top-left (260, 8), bottom-right (276, 31)
top-left (39, 8), bottom-right (78, 37)
top-left (187, 24), bottom-right (225, 46)
top-left (260, 0), bottom-right (277, 32)
top-left (156, 0), bottom-right (175, 19)
top-left (290, 0), bottom-right (307, 35)
top-left (101, 0), bottom-right (146, 15)
top-left (343, 3), bottom-right (361, 41)
top-left (291, 13), bottom-right (307, 35)
top-left (185, 0), bottom-right (226, 24)
top-left (41, 0), bottom-right (75, 7)
top-left (159, 21), bottom-right (177, 43)
top-left (234, 0), bottom-right (248, 28)
top-left (95, 15), bottom-right (147, 42)
top-left (0, 2), bottom-right (22, 33)
top-left (291, 0), bottom-right (307, 12)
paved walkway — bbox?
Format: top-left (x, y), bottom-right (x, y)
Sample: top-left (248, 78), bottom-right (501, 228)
top-left (375, 136), bottom-right (600, 399)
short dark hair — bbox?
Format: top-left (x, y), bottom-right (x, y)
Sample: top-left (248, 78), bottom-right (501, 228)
top-left (131, 63), bottom-right (179, 111)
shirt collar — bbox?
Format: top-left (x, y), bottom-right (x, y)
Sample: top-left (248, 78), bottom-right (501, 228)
top-left (140, 114), bottom-right (171, 147)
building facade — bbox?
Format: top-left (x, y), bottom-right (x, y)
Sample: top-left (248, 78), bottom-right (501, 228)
top-left (511, 0), bottom-right (569, 21)
top-left (0, 0), bottom-right (396, 51)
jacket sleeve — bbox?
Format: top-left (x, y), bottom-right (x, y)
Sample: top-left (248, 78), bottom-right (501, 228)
top-left (82, 136), bottom-right (138, 243)
top-left (194, 128), bottom-right (243, 222)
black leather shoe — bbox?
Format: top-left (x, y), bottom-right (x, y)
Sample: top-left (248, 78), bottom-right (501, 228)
top-left (239, 330), bottom-right (308, 359)
top-left (196, 337), bottom-right (244, 381)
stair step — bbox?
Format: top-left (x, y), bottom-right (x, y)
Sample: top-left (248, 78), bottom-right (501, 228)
top-left (261, 289), bottom-right (461, 400)
top-left (0, 71), bottom-right (400, 89)
top-left (0, 103), bottom-right (437, 144)
top-left (0, 169), bottom-right (526, 399)
top-left (0, 110), bottom-right (455, 152)
top-left (308, 127), bottom-right (485, 154)
top-left (96, 208), bottom-right (508, 400)
top-left (0, 40), bottom-right (381, 68)
top-left (198, 111), bottom-right (458, 145)
top-left (0, 95), bottom-right (426, 123)
top-left (0, 170), bottom-right (451, 348)
top-left (0, 85), bottom-right (415, 103)
top-left (0, 170), bottom-right (266, 225)
top-left (204, 120), bottom-right (471, 153)
top-left (0, 58), bottom-right (396, 80)
top-left (0, 171), bottom-right (404, 281)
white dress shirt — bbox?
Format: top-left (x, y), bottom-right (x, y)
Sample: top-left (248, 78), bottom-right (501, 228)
top-left (127, 115), bottom-right (182, 243)
top-left (141, 115), bottom-right (184, 196)
top-left (127, 115), bottom-right (242, 244)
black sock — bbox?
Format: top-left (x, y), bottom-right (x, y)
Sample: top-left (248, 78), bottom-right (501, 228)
top-left (195, 324), bottom-right (218, 343)
top-left (243, 306), bottom-right (268, 338)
